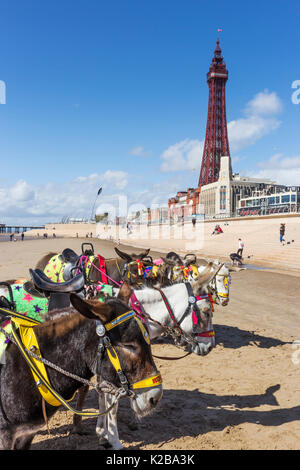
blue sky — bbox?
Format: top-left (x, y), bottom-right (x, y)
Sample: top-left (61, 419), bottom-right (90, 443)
top-left (0, 0), bottom-right (299, 223)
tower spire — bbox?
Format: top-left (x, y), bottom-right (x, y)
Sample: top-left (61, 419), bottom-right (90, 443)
top-left (198, 37), bottom-right (231, 188)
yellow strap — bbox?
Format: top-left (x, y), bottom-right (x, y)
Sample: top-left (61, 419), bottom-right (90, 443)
top-left (106, 343), bottom-right (123, 372)
top-left (105, 311), bottom-right (135, 331)
top-left (133, 372), bottom-right (162, 390)
top-left (13, 319), bottom-right (63, 407)
top-left (0, 307), bottom-right (41, 326)
top-left (134, 316), bottom-right (150, 345)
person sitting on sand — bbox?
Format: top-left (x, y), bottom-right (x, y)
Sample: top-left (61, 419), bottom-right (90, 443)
top-left (230, 252), bottom-right (243, 266)
top-left (212, 224), bottom-right (223, 236)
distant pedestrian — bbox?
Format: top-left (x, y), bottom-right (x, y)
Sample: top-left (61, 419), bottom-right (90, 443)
top-left (192, 217), bottom-right (196, 229)
top-left (21, 233), bottom-right (24, 241)
top-left (280, 223), bottom-right (285, 244)
top-left (10, 234), bottom-right (13, 241)
top-left (237, 238), bottom-right (244, 257)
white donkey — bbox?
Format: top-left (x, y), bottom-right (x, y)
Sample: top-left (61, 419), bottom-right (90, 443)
top-left (94, 263), bottom-right (220, 450)
top-left (196, 260), bottom-right (231, 307)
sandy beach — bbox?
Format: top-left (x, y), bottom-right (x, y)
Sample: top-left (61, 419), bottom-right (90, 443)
top-left (1, 236), bottom-right (300, 450)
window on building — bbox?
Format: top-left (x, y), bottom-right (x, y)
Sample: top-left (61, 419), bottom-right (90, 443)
top-left (220, 186), bottom-right (226, 211)
top-left (291, 194), bottom-right (296, 202)
top-left (268, 197), bottom-right (275, 205)
top-left (281, 195), bottom-right (290, 203)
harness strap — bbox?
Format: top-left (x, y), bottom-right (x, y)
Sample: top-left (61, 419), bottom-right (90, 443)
top-left (154, 287), bottom-right (183, 335)
top-left (98, 255), bottom-right (108, 284)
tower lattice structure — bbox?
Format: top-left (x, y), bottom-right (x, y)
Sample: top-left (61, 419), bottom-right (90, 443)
top-left (198, 38), bottom-right (231, 188)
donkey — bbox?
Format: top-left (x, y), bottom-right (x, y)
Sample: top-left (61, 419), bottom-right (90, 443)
top-left (91, 263), bottom-right (218, 450)
top-left (35, 247), bottom-right (151, 288)
top-left (0, 284), bottom-right (162, 450)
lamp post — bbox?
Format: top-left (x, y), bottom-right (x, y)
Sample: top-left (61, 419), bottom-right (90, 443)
top-left (90, 187), bottom-right (102, 222)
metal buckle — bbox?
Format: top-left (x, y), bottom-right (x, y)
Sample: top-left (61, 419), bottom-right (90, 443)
top-left (96, 322), bottom-right (106, 337)
top-left (188, 295), bottom-right (196, 304)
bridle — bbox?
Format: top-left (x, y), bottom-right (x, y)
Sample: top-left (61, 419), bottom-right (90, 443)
top-left (209, 271), bottom-right (231, 303)
top-left (122, 259), bottom-right (145, 286)
top-left (130, 282), bottom-right (215, 358)
top-left (0, 306), bottom-right (162, 417)
top-left (95, 309), bottom-right (162, 397)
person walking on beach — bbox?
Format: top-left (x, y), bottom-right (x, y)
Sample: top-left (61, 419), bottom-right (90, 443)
top-left (237, 238), bottom-right (244, 257)
top-left (280, 223), bottom-right (285, 244)
top-left (21, 232), bottom-right (24, 241)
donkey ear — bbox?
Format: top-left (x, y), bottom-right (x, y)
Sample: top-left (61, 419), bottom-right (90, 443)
top-left (70, 293), bottom-right (112, 322)
top-left (192, 262), bottom-right (214, 288)
top-left (114, 247), bottom-right (132, 262)
top-left (195, 262), bottom-right (224, 289)
top-left (117, 280), bottom-right (132, 305)
top-left (136, 248), bottom-right (150, 259)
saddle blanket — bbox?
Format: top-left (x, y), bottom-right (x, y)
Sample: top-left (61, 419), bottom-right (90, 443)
top-left (44, 254), bottom-right (96, 282)
top-left (0, 282), bottom-right (49, 363)
top-left (0, 282), bottom-right (114, 363)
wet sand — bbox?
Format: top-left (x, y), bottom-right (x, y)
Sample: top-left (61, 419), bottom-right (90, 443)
top-left (1, 237), bottom-right (300, 450)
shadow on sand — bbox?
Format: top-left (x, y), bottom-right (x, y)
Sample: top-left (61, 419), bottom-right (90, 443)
top-left (153, 324), bottom-right (290, 350)
top-left (31, 383), bottom-right (300, 450)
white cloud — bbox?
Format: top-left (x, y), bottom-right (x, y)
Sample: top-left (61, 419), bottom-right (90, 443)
top-left (160, 139), bottom-right (204, 172)
top-left (160, 90), bottom-right (283, 172)
top-left (245, 90), bottom-right (283, 116)
top-left (228, 115), bottom-right (280, 152)
top-left (228, 90), bottom-right (282, 152)
top-left (10, 180), bottom-right (35, 202)
top-left (129, 146), bottom-right (152, 157)
top-left (250, 153), bottom-right (300, 185)
top-left (0, 170), bottom-right (130, 223)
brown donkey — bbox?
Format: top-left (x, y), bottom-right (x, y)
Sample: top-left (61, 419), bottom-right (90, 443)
top-left (0, 283), bottom-right (162, 450)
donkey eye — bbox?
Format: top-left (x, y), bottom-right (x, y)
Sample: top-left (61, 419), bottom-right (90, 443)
top-left (122, 343), bottom-right (138, 352)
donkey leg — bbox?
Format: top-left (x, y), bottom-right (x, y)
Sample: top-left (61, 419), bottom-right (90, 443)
top-left (0, 428), bottom-right (14, 450)
top-left (96, 393), bottom-right (122, 450)
top-left (96, 391), bottom-right (109, 446)
top-left (73, 384), bottom-right (89, 434)
top-left (14, 435), bottom-right (34, 450)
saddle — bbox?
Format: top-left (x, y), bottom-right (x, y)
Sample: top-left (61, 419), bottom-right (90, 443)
top-left (29, 269), bottom-right (84, 293)
top-left (56, 245), bottom-right (95, 282)
top-left (31, 269), bottom-right (85, 311)
top-left (59, 248), bottom-right (80, 265)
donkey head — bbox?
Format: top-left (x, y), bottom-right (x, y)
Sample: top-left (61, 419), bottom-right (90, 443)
top-left (70, 281), bottom-right (162, 418)
top-left (114, 247), bottom-right (151, 286)
top-left (187, 262), bottom-right (223, 353)
top-left (197, 261), bottom-right (230, 306)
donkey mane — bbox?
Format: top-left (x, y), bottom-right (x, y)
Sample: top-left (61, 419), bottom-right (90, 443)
top-left (37, 308), bottom-right (86, 338)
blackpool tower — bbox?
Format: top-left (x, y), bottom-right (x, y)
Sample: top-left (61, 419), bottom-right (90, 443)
top-left (198, 38), bottom-right (231, 187)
